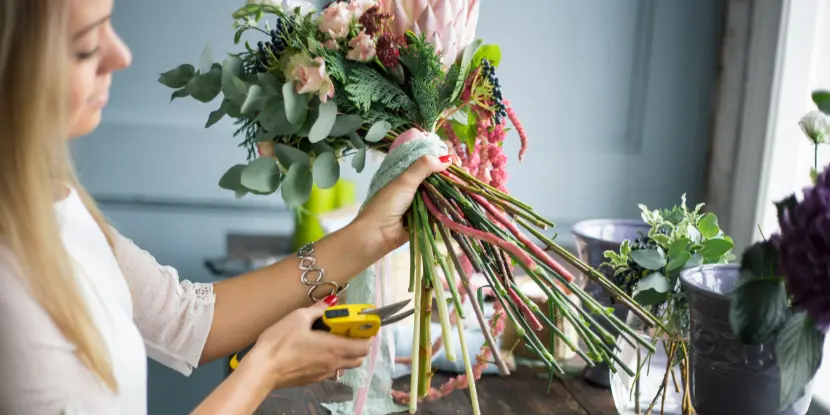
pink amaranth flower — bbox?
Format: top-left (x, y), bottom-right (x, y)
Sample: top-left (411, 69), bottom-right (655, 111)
top-left (442, 122), bottom-right (467, 164)
top-left (504, 99), bottom-right (528, 161)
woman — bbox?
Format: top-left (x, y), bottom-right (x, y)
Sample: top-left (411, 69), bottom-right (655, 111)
top-left (0, 0), bottom-right (450, 413)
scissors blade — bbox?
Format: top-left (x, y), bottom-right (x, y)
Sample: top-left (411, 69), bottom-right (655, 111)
top-left (359, 299), bottom-right (411, 320)
top-left (379, 309), bottom-right (415, 326)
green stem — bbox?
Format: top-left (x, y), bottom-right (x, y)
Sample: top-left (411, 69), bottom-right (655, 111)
top-left (455, 306), bottom-right (482, 415)
top-left (408, 209), bottom-right (417, 292)
top-left (425, 217), bottom-right (464, 318)
top-left (418, 281), bottom-right (433, 398)
top-left (409, 236), bottom-right (424, 414)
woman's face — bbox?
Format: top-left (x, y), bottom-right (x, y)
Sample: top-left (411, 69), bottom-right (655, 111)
top-left (68, 0), bottom-right (132, 138)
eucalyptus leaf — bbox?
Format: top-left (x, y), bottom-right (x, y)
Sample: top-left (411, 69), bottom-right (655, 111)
top-left (205, 106), bottom-right (226, 128)
top-left (329, 115), bottom-right (364, 137)
top-left (295, 107), bottom-right (318, 137)
top-left (240, 157), bottom-right (281, 194)
top-left (365, 120), bottom-right (391, 142)
top-left (629, 248), bottom-right (667, 271)
top-left (254, 127), bottom-right (279, 143)
top-left (701, 238), bottom-right (734, 259)
top-left (170, 88), bottom-right (190, 102)
top-left (241, 85), bottom-right (264, 114)
top-left (348, 131), bottom-right (365, 149)
top-left (159, 64), bottom-right (196, 89)
top-left (668, 237), bottom-right (690, 259)
top-left (698, 213), bottom-right (720, 239)
top-left (221, 56), bottom-right (243, 96)
top-left (259, 97), bottom-right (301, 134)
top-left (199, 43), bottom-right (213, 74)
top-left (775, 312), bottom-right (825, 410)
top-left (666, 251), bottom-right (692, 272)
top-left (312, 151), bottom-right (340, 189)
top-left (311, 142), bottom-right (334, 154)
top-left (258, 73), bottom-right (282, 95)
top-left (222, 98), bottom-right (242, 118)
top-left (218, 164), bottom-right (247, 191)
top-left (185, 65), bottom-right (222, 103)
top-left (283, 81), bottom-right (309, 125)
top-left (309, 99), bottom-right (337, 143)
top-left (632, 272), bottom-right (671, 306)
top-left (352, 147), bottom-right (366, 173)
top-left (274, 143), bottom-right (311, 168)
top-left (281, 163), bottom-right (313, 207)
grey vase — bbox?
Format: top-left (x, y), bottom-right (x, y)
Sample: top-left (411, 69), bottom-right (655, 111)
top-left (571, 219), bottom-right (651, 388)
top-left (679, 264), bottom-right (815, 415)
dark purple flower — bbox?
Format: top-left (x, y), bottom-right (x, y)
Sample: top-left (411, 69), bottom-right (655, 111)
top-left (773, 166), bottom-right (830, 331)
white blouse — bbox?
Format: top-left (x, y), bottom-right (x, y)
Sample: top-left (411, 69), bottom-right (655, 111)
top-left (0, 187), bottom-right (216, 414)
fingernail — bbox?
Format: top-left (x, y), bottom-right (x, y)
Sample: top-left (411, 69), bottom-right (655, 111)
top-left (439, 155), bottom-right (451, 163)
top-left (323, 295), bottom-right (338, 306)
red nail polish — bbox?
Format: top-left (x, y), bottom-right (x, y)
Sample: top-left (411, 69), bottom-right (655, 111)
top-left (439, 155), bottom-right (451, 163)
top-left (324, 295), bottom-right (338, 306)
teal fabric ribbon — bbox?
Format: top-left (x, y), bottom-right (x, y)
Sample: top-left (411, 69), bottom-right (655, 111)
top-left (322, 131), bottom-right (448, 415)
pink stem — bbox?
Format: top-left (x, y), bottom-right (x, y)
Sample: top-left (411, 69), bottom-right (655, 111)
top-left (467, 193), bottom-right (575, 284)
top-left (421, 191), bottom-right (537, 272)
top-left (508, 288), bottom-right (542, 331)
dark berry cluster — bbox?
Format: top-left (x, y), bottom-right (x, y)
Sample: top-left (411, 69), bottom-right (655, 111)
top-left (255, 19), bottom-right (292, 73)
top-left (481, 59), bottom-right (507, 124)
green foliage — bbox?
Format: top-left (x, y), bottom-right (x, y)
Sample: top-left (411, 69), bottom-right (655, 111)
top-left (399, 32), bottom-right (450, 128)
top-left (776, 312), bottom-right (825, 410)
top-left (472, 44), bottom-right (502, 68)
top-left (812, 90), bottom-right (830, 115)
top-left (344, 64), bottom-right (416, 116)
top-left (729, 241), bottom-right (789, 345)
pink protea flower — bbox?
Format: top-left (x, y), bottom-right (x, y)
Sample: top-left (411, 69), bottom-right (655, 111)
top-left (380, 0), bottom-right (480, 66)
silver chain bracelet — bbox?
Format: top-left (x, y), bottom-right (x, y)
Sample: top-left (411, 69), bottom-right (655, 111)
top-left (297, 242), bottom-right (348, 303)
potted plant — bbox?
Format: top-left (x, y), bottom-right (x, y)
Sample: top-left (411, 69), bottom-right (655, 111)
top-left (718, 92), bottom-right (830, 414)
top-left (602, 196), bottom-right (735, 415)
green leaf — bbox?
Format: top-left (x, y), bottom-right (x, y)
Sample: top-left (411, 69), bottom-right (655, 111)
top-left (274, 143), bottom-right (311, 168)
top-left (199, 43), bottom-right (213, 74)
top-left (258, 73), bottom-right (282, 96)
top-left (365, 120), bottom-right (391, 142)
top-left (775, 195), bottom-right (798, 228)
top-left (632, 272), bottom-right (671, 305)
top-left (701, 238), bottom-right (734, 259)
top-left (811, 90), bottom-right (830, 114)
top-left (281, 163), bottom-right (313, 207)
top-left (170, 88), bottom-right (190, 102)
top-left (222, 98), bottom-right (242, 118)
top-left (451, 39), bottom-right (483, 103)
top-left (205, 105), bottom-right (226, 128)
top-left (629, 248), bottom-right (667, 271)
top-left (329, 115), bottom-right (364, 137)
top-left (775, 312), bottom-right (825, 410)
top-left (620, 240), bottom-right (631, 257)
top-left (450, 119), bottom-right (475, 152)
top-left (241, 85), bottom-right (264, 114)
top-left (652, 233), bottom-right (671, 247)
top-left (729, 241), bottom-right (787, 344)
top-left (472, 44), bottom-right (502, 67)
top-left (668, 237), bottom-right (690, 259)
top-left (218, 164), bottom-right (247, 191)
top-left (259, 97), bottom-right (301, 134)
top-left (348, 131), bottom-right (365, 149)
top-left (309, 99), bottom-right (337, 143)
top-left (283, 81), bottom-right (309, 125)
top-left (159, 64), bottom-right (196, 89)
top-left (254, 128), bottom-right (278, 143)
top-left (240, 157), bottom-right (281, 194)
top-left (698, 213), bottom-right (720, 239)
top-left (185, 64), bottom-right (222, 103)
top-left (666, 251), bottom-right (691, 272)
top-left (221, 56), bottom-right (243, 97)
top-left (352, 147), bottom-right (366, 173)
top-left (312, 151), bottom-right (340, 189)
top-left (687, 225), bottom-right (702, 243)
top-left (685, 253), bottom-right (703, 269)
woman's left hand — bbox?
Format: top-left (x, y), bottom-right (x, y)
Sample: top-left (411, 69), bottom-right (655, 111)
top-left (356, 154), bottom-right (451, 252)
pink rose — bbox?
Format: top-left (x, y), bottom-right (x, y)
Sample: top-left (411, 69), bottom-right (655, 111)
top-left (318, 2), bottom-right (352, 40)
top-left (324, 39), bottom-right (339, 51)
top-left (346, 30), bottom-right (376, 62)
top-left (347, 0), bottom-right (376, 18)
top-left (286, 54), bottom-right (336, 103)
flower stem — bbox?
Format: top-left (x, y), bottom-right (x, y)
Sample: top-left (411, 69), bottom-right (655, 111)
top-left (409, 230), bottom-right (424, 414)
top-left (425, 216), bottom-right (465, 318)
top-left (454, 304), bottom-right (481, 415)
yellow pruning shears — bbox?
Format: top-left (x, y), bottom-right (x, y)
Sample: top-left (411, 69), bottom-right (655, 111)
top-left (229, 299), bottom-right (413, 370)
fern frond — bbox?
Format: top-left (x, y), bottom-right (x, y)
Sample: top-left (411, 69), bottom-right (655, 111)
top-left (344, 64), bottom-right (416, 114)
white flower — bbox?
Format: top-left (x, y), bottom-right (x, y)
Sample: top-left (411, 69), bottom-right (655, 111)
top-left (348, 0), bottom-right (377, 18)
top-left (799, 110), bottom-right (830, 144)
top-left (245, 0), bottom-right (316, 14)
top-left (346, 30), bottom-right (376, 62)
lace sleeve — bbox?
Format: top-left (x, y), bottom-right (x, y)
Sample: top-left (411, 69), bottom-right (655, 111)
top-left (111, 228), bottom-right (216, 376)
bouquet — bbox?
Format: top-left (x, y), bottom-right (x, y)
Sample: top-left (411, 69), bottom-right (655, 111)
top-left (603, 196), bottom-right (735, 414)
top-left (157, 0), bottom-right (663, 413)
top-left (729, 90), bottom-right (830, 411)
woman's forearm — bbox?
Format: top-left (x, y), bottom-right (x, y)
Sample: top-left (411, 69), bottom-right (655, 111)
top-left (199, 217), bottom-right (389, 364)
top-left (190, 358), bottom-right (273, 414)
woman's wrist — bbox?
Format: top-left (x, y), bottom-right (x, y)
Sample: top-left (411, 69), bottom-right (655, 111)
top-left (346, 215), bottom-right (399, 263)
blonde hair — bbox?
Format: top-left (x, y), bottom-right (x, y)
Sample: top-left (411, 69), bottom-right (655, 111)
top-left (0, 0), bottom-right (118, 392)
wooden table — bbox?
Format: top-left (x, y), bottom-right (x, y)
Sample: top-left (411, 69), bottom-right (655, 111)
top-left (256, 365), bottom-right (615, 415)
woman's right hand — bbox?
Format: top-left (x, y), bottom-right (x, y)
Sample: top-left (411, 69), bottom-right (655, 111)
top-left (246, 300), bottom-right (372, 389)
